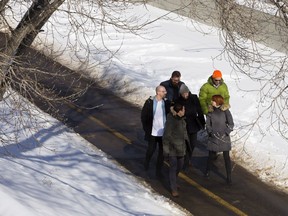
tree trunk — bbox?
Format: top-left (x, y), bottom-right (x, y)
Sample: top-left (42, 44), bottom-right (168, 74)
top-left (6, 0), bottom-right (64, 57)
top-left (0, 0), bottom-right (65, 99)
top-left (0, 0), bottom-right (9, 13)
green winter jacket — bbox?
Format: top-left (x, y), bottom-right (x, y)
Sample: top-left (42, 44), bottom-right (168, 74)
top-left (199, 76), bottom-right (230, 115)
top-left (162, 113), bottom-right (189, 157)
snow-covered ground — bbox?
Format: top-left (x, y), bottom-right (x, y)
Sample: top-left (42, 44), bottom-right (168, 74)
top-left (34, 2), bottom-right (287, 191)
top-left (1, 1), bottom-right (288, 215)
top-left (0, 94), bottom-right (188, 215)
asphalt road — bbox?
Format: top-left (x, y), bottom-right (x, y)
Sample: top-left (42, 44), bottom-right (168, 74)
top-left (9, 46), bottom-right (288, 216)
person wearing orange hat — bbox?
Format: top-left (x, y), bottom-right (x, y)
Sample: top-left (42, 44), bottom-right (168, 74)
top-left (199, 69), bottom-right (230, 115)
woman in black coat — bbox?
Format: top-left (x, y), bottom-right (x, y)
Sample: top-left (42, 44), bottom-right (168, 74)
top-left (175, 84), bottom-right (205, 170)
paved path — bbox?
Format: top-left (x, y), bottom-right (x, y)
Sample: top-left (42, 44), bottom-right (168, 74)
top-left (11, 46), bottom-right (288, 216)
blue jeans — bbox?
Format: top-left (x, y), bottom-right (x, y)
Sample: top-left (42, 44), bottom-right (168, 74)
top-left (169, 156), bottom-right (184, 191)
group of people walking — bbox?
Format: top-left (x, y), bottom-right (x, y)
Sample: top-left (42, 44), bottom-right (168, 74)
top-left (141, 70), bottom-right (234, 197)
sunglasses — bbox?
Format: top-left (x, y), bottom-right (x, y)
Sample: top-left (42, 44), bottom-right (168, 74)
top-left (214, 79), bottom-right (221, 82)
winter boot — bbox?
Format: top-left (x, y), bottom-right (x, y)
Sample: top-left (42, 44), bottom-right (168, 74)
top-left (171, 190), bottom-right (179, 197)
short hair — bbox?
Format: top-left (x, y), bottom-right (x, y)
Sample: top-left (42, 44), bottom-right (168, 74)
top-left (173, 103), bottom-right (184, 113)
top-left (211, 95), bottom-right (224, 106)
top-left (156, 85), bottom-right (165, 93)
top-left (171, 71), bottom-right (181, 78)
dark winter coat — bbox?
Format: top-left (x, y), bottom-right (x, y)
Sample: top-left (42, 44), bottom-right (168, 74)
top-left (162, 113), bottom-right (189, 157)
top-left (160, 79), bottom-right (184, 104)
top-left (141, 96), bottom-right (170, 141)
top-left (199, 76), bottom-right (230, 115)
top-left (175, 92), bottom-right (205, 134)
top-left (206, 106), bottom-right (234, 152)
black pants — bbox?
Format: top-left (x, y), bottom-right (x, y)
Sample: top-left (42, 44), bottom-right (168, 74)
top-left (145, 136), bottom-right (163, 173)
top-left (206, 150), bottom-right (231, 177)
top-left (183, 133), bottom-right (197, 169)
top-left (169, 156), bottom-right (184, 192)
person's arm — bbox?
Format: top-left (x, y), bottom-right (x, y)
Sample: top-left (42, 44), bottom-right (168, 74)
top-left (224, 110), bottom-right (234, 135)
top-left (223, 83), bottom-right (230, 105)
top-left (199, 85), bottom-right (209, 115)
top-left (194, 95), bottom-right (206, 127)
top-left (141, 100), bottom-right (150, 133)
top-left (163, 115), bottom-right (173, 156)
top-left (206, 113), bottom-right (213, 136)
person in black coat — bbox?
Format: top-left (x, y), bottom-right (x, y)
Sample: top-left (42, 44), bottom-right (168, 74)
top-left (160, 71), bottom-right (185, 105)
top-left (141, 85), bottom-right (170, 177)
top-left (175, 84), bottom-right (205, 171)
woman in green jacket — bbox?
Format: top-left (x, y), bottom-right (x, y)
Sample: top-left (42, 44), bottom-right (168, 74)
top-left (163, 103), bottom-right (189, 197)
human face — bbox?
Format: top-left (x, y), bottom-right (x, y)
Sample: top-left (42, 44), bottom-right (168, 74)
top-left (211, 100), bottom-right (217, 107)
top-left (157, 87), bottom-right (167, 99)
top-left (171, 77), bottom-right (180, 86)
top-left (213, 78), bottom-right (221, 85)
top-left (181, 92), bottom-right (189, 99)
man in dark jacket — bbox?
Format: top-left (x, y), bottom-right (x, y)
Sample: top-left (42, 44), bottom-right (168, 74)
top-left (160, 71), bottom-right (184, 105)
top-left (141, 85), bottom-right (170, 177)
top-left (176, 84), bottom-right (205, 171)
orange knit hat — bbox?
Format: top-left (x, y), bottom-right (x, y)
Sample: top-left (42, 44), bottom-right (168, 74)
top-left (212, 70), bottom-right (222, 79)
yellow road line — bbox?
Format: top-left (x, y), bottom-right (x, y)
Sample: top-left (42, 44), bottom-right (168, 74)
top-left (66, 103), bottom-right (132, 144)
top-left (179, 171), bottom-right (248, 216)
top-left (67, 102), bottom-right (247, 215)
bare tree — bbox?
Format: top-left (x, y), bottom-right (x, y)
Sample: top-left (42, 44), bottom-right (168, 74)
top-left (0, 0), bottom-right (158, 145)
top-left (212, 0), bottom-right (288, 141)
